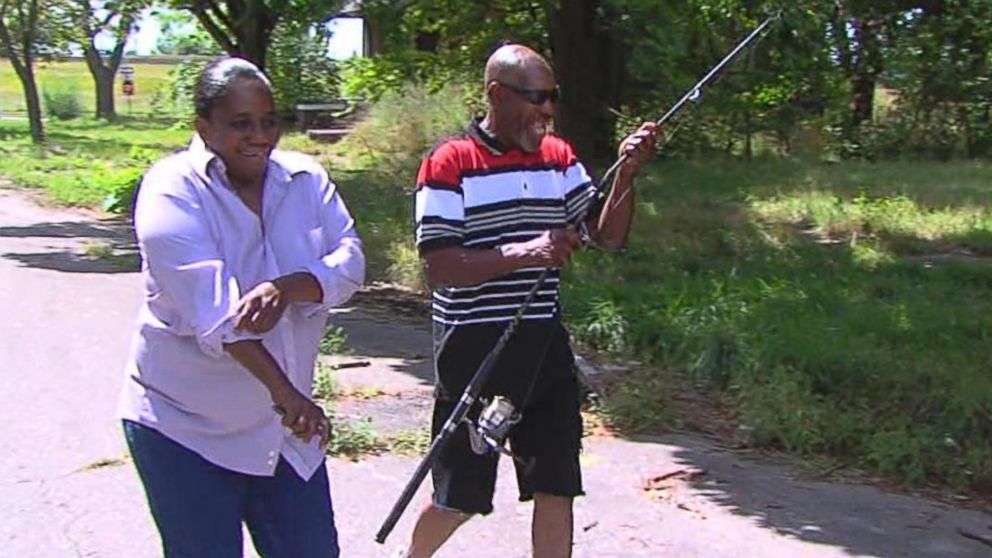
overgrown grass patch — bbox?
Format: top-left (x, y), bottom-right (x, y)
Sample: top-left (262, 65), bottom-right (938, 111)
top-left (561, 158), bottom-right (992, 493)
top-left (0, 119), bottom-right (189, 208)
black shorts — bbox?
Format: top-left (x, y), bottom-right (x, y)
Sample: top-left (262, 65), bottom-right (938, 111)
top-left (429, 321), bottom-right (584, 515)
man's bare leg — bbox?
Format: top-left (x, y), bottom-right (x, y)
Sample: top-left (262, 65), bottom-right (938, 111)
top-left (532, 493), bottom-right (573, 558)
top-left (404, 503), bottom-right (472, 558)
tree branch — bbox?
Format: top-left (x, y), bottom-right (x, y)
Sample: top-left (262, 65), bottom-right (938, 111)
top-left (108, 15), bottom-right (132, 72)
top-left (205, 0), bottom-right (236, 32)
top-left (190, 4), bottom-right (237, 53)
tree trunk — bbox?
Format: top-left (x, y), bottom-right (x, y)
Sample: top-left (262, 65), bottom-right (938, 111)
top-left (24, 70), bottom-right (43, 142)
top-left (364, 16), bottom-right (384, 55)
top-left (849, 15), bottom-right (880, 127)
top-left (0, 19), bottom-right (44, 143)
top-left (235, 0), bottom-right (271, 69)
top-left (850, 73), bottom-right (875, 125)
top-left (83, 45), bottom-right (115, 120)
top-left (83, 21), bottom-right (129, 120)
top-left (548, 0), bottom-right (626, 164)
top-left (743, 109), bottom-right (753, 161)
top-left (18, 61), bottom-right (45, 143)
top-left (831, 2), bottom-right (884, 148)
top-left (190, 0), bottom-right (273, 70)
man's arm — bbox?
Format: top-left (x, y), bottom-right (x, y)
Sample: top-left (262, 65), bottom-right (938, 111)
top-left (422, 229), bottom-right (581, 289)
top-left (586, 122), bottom-right (659, 251)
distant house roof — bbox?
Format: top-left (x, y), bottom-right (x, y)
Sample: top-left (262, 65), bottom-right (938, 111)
top-left (337, 0), bottom-right (361, 16)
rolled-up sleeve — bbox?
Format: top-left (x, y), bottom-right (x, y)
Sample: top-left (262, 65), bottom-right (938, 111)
top-left (134, 167), bottom-right (260, 357)
top-left (300, 170), bottom-right (365, 315)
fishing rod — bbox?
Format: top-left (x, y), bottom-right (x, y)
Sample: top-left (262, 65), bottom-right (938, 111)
top-left (374, 12), bottom-right (781, 545)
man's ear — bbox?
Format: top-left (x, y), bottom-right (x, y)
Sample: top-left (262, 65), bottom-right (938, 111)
top-left (485, 81), bottom-right (500, 105)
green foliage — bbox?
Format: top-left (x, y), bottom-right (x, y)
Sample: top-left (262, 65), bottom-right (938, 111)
top-left (595, 367), bottom-right (677, 433)
top-left (576, 299), bottom-right (630, 354)
top-left (329, 84), bottom-right (471, 289)
top-left (386, 428), bottom-right (431, 456)
top-left (338, 55), bottom-right (411, 102)
top-left (340, 82), bottom-right (472, 180)
top-left (559, 158), bottom-right (992, 492)
top-left (151, 59), bottom-right (209, 124)
top-left (326, 416), bottom-right (387, 459)
top-left (42, 85), bottom-right (82, 120)
top-left (338, 52), bottom-right (482, 109)
top-left (319, 325), bottom-right (350, 355)
top-left (0, 118), bottom-right (190, 207)
top-left (153, 9), bottom-right (221, 56)
top-left (312, 362), bottom-right (339, 401)
top-left (267, 21), bottom-right (341, 118)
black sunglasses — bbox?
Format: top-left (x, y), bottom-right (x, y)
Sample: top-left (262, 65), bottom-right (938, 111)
top-left (494, 81), bottom-right (560, 105)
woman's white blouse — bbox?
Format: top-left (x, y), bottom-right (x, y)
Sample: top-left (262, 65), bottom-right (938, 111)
top-left (119, 138), bottom-right (365, 479)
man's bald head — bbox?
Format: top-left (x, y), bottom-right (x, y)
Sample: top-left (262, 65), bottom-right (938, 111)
top-left (481, 44), bottom-right (556, 153)
top-left (484, 44), bottom-right (553, 87)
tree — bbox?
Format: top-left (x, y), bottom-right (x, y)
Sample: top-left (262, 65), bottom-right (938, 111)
top-left (174, 0), bottom-right (345, 70)
top-left (153, 8), bottom-right (220, 55)
top-left (65, 0), bottom-right (144, 120)
top-left (547, 0), bottom-right (627, 162)
top-left (0, 0), bottom-right (57, 142)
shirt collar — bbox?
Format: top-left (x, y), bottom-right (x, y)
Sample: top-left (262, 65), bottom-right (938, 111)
top-left (466, 117), bottom-right (509, 156)
top-left (187, 133), bottom-right (305, 186)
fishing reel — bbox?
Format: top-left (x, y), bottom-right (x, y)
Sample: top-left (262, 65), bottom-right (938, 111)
top-left (464, 396), bottom-right (533, 471)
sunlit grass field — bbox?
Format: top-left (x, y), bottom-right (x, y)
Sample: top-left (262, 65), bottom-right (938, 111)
top-left (0, 59), bottom-right (175, 116)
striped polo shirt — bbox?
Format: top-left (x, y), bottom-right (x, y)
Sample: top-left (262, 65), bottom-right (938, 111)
top-left (414, 120), bottom-right (597, 326)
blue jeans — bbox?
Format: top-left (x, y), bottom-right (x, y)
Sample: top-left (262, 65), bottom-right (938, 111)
top-left (123, 420), bottom-right (340, 558)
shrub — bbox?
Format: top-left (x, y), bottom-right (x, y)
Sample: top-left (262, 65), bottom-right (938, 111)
top-left (338, 52), bottom-right (482, 110)
top-left (267, 21), bottom-right (341, 119)
top-left (43, 86), bottom-right (82, 120)
top-left (339, 82), bottom-right (473, 181)
top-left (150, 58), bottom-right (209, 124)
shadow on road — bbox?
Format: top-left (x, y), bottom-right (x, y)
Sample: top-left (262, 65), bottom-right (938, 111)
top-left (643, 434), bottom-right (992, 558)
top-left (0, 218), bottom-right (138, 274)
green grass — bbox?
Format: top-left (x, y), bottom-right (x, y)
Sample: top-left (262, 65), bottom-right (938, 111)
top-left (0, 118), bottom-right (191, 207)
top-left (0, 117), bottom-right (325, 210)
top-left (560, 158), bottom-right (992, 493)
top-left (1, 59), bottom-right (174, 116)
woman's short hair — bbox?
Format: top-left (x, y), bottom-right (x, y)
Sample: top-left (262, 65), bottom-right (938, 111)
top-left (194, 56), bottom-right (273, 119)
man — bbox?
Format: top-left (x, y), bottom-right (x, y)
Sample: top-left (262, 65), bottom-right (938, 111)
top-left (407, 44), bottom-right (657, 558)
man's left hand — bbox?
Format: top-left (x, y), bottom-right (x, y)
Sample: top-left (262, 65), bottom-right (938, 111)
top-left (234, 281), bottom-right (287, 333)
top-left (617, 122), bottom-right (660, 176)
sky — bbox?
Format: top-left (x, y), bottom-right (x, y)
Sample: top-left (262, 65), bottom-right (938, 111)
top-left (102, 9), bottom-right (365, 59)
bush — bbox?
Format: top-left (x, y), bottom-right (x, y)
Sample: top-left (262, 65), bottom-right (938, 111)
top-left (267, 21), bottom-right (341, 119)
top-left (339, 53), bottom-right (482, 110)
top-left (101, 145), bottom-right (158, 215)
top-left (340, 82), bottom-right (473, 180)
top-left (150, 58), bottom-right (209, 125)
top-left (43, 86), bottom-right (82, 120)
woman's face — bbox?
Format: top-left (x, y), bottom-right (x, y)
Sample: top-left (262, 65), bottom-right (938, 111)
top-left (195, 77), bottom-right (280, 187)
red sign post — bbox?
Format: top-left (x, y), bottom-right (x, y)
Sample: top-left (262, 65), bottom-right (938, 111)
top-left (120, 65), bottom-right (135, 115)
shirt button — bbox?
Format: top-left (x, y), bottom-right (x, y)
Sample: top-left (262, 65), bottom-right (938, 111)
top-left (268, 450), bottom-right (277, 457)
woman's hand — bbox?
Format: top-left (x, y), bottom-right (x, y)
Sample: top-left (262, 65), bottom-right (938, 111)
top-left (271, 384), bottom-right (331, 448)
top-left (234, 281), bottom-right (287, 333)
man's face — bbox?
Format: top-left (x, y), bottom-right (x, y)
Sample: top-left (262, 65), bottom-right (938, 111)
top-left (195, 77), bottom-right (281, 186)
top-left (492, 66), bottom-right (557, 153)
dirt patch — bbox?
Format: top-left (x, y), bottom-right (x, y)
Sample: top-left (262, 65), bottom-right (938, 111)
top-left (333, 392), bottom-right (433, 436)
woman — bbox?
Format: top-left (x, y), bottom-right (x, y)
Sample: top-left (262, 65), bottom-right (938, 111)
top-left (119, 56), bottom-right (364, 557)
